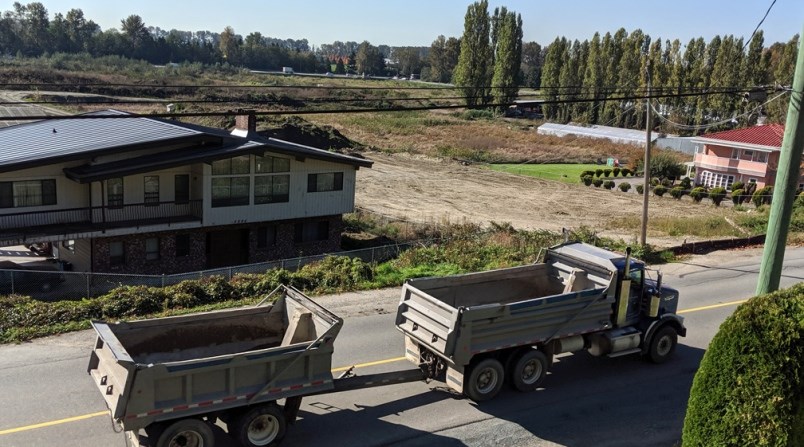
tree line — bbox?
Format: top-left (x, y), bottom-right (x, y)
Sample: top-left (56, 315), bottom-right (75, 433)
top-left (540, 29), bottom-right (800, 134)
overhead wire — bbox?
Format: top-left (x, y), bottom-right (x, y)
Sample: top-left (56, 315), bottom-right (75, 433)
top-left (650, 90), bottom-right (789, 131)
top-left (742, 0), bottom-right (778, 51)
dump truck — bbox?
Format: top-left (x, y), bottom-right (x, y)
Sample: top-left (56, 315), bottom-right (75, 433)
top-left (396, 242), bottom-right (686, 401)
top-left (88, 243), bottom-right (685, 446)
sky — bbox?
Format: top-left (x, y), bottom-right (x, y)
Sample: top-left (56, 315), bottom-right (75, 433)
top-left (14, 0), bottom-right (804, 48)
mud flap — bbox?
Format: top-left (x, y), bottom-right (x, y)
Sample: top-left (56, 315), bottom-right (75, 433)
top-left (284, 396), bottom-right (303, 425)
top-left (446, 365), bottom-right (464, 394)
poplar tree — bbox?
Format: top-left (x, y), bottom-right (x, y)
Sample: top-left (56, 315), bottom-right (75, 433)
top-left (579, 32), bottom-right (603, 124)
top-left (491, 8), bottom-right (522, 109)
top-left (453, 0), bottom-right (492, 108)
top-left (540, 37), bottom-right (567, 120)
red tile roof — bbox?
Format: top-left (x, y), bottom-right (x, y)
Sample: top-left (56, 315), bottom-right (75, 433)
top-left (701, 124), bottom-right (785, 148)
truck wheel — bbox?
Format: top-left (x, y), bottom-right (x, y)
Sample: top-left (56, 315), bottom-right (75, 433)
top-left (509, 349), bottom-right (548, 392)
top-left (232, 403), bottom-right (287, 447)
top-left (465, 358), bottom-right (504, 402)
top-left (155, 418), bottom-right (214, 447)
top-left (648, 326), bottom-right (678, 364)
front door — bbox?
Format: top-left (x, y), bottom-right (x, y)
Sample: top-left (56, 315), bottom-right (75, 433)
top-left (206, 229), bottom-right (249, 268)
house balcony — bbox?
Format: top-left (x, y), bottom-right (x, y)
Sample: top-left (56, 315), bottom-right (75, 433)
top-left (0, 200), bottom-right (203, 245)
top-left (693, 153), bottom-right (768, 177)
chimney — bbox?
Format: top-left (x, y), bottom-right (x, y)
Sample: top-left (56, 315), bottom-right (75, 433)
top-left (232, 110), bottom-right (257, 137)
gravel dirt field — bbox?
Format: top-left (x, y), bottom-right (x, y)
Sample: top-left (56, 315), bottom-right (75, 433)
top-left (355, 151), bottom-right (732, 247)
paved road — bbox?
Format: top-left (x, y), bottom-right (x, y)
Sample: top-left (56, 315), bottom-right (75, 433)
top-left (1, 247), bottom-right (802, 446)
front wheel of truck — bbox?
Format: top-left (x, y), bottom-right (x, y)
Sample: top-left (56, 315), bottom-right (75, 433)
top-left (232, 403), bottom-right (287, 447)
top-left (155, 418), bottom-right (214, 447)
top-left (465, 358), bottom-right (504, 402)
top-left (647, 326), bottom-right (678, 364)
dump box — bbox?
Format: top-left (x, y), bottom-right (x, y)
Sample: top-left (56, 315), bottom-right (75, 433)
top-left (87, 285), bottom-right (342, 433)
top-left (397, 262), bottom-right (614, 369)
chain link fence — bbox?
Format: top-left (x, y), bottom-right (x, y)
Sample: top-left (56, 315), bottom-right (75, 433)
top-left (0, 242), bottom-right (415, 301)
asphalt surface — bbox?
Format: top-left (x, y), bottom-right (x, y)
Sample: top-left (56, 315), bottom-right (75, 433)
top-left (1, 246), bottom-right (802, 446)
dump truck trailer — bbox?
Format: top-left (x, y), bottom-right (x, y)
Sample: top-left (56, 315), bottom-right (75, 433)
top-left (396, 242), bottom-right (686, 401)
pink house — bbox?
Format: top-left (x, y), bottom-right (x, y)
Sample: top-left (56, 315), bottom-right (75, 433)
top-left (691, 124), bottom-right (804, 189)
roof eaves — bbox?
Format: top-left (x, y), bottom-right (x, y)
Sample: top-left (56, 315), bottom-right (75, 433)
top-left (264, 137), bottom-right (373, 168)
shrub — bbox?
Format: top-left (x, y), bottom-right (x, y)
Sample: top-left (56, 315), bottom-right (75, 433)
top-left (796, 191), bottom-right (804, 208)
top-left (636, 184), bottom-right (644, 195)
top-left (689, 187), bottom-right (708, 203)
top-left (670, 186), bottom-right (685, 200)
top-left (580, 170), bottom-right (595, 178)
top-left (680, 177), bottom-right (692, 189)
top-left (595, 168), bottom-right (603, 177)
top-left (620, 168), bottom-right (632, 177)
top-left (618, 182), bottom-right (631, 192)
top-left (732, 188), bottom-right (745, 205)
top-left (682, 284), bottom-right (804, 446)
top-left (653, 185), bottom-right (667, 197)
top-left (752, 186), bottom-right (774, 208)
top-left (581, 175), bottom-right (593, 186)
top-left (730, 181), bottom-right (744, 192)
top-left (603, 180), bottom-right (615, 190)
top-left (661, 178), bottom-right (673, 188)
top-left (709, 187), bottom-right (727, 206)
top-left (603, 169), bottom-right (612, 177)
top-left (612, 167), bottom-right (621, 177)
top-left (650, 178), bottom-right (660, 187)
top-left (593, 178), bottom-right (603, 187)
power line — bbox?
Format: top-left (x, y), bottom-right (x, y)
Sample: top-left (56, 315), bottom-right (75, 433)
top-left (743, 0), bottom-right (777, 51)
top-left (0, 88), bottom-right (760, 122)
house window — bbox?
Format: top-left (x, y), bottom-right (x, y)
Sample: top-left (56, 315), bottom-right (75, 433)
top-left (212, 156), bottom-right (250, 175)
top-left (175, 175), bottom-right (190, 204)
top-left (748, 178), bottom-right (757, 184)
top-left (175, 234), bottom-right (190, 257)
top-left (255, 175), bottom-right (290, 204)
top-left (700, 171), bottom-right (735, 189)
top-left (0, 179), bottom-right (57, 208)
top-left (107, 178), bottom-right (123, 207)
top-left (144, 176), bottom-right (160, 205)
top-left (294, 221), bottom-right (329, 243)
top-left (211, 156), bottom-right (251, 207)
top-left (211, 177), bottom-right (250, 207)
top-left (754, 152), bottom-right (768, 163)
top-left (257, 225), bottom-right (277, 248)
top-left (307, 173), bottom-right (344, 192)
top-left (731, 149), bottom-right (740, 160)
top-left (62, 240), bottom-right (75, 252)
top-left (255, 155), bottom-right (290, 174)
top-left (145, 237), bottom-right (160, 261)
top-left (109, 241), bottom-right (125, 266)
top-left (743, 150), bottom-right (754, 160)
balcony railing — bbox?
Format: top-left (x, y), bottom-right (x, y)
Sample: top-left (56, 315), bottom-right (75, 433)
top-left (0, 200), bottom-right (203, 240)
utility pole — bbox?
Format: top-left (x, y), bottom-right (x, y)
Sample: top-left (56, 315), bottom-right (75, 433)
top-left (640, 61), bottom-right (652, 246)
top-left (756, 23), bottom-right (804, 295)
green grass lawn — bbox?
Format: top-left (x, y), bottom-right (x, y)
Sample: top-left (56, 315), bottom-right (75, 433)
top-left (488, 163), bottom-right (608, 183)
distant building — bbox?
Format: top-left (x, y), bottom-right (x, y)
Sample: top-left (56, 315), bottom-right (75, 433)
top-left (691, 124), bottom-right (803, 189)
top-left (537, 123), bottom-right (658, 147)
top-left (0, 110), bottom-right (371, 274)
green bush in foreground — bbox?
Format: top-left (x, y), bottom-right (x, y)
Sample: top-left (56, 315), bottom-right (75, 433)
top-left (689, 187), bottom-right (708, 203)
top-left (653, 185), bottom-right (667, 197)
top-left (670, 186), bottom-right (686, 200)
top-left (683, 284), bottom-right (804, 446)
top-left (603, 180), bottom-right (615, 190)
top-left (618, 182), bottom-right (631, 192)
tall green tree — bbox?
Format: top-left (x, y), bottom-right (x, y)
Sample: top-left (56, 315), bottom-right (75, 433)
top-left (540, 36), bottom-right (567, 120)
top-left (453, 0), bottom-right (492, 108)
top-left (218, 26), bottom-right (239, 64)
top-left (521, 41), bottom-right (543, 88)
top-left (490, 8), bottom-right (522, 109)
top-left (355, 41), bottom-right (382, 75)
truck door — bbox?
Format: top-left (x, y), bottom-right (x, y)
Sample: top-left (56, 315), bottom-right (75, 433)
top-left (625, 267), bottom-right (644, 323)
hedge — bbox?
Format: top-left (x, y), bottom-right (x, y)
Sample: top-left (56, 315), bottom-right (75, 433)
top-left (753, 186), bottom-right (774, 208)
top-left (683, 284), bottom-right (804, 446)
top-left (618, 182), bottom-right (631, 192)
top-left (653, 185), bottom-right (667, 197)
top-left (603, 180), bottom-right (615, 190)
top-left (670, 186), bottom-right (686, 199)
top-left (689, 187), bottom-right (707, 203)
top-left (710, 187), bottom-right (727, 206)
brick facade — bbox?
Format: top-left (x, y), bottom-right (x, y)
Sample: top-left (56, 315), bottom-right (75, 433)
top-left (91, 215), bottom-right (343, 274)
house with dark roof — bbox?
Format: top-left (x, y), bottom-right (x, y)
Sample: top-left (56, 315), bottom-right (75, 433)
top-left (0, 110), bottom-right (372, 274)
top-left (691, 124), bottom-right (802, 189)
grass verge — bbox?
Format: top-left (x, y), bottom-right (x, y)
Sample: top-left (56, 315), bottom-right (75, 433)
top-left (487, 163), bottom-right (617, 183)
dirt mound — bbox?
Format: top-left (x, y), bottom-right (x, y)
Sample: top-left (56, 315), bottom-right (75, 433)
top-left (263, 116), bottom-right (360, 151)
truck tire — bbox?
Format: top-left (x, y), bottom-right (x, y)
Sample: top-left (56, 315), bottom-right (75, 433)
top-left (232, 403), bottom-right (287, 447)
top-left (154, 418), bottom-right (214, 447)
top-left (465, 358), bottom-right (504, 402)
top-left (647, 326), bottom-right (678, 364)
top-left (509, 349), bottom-right (548, 392)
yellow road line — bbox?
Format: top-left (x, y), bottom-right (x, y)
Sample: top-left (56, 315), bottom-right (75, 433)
top-left (332, 356), bottom-right (406, 372)
top-left (0, 298), bottom-right (745, 436)
top-left (679, 298), bottom-right (748, 314)
top-left (0, 356), bottom-right (409, 436)
top-left (0, 411), bottom-right (109, 435)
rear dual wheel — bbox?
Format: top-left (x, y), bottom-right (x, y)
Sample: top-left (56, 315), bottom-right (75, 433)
top-left (154, 418), bottom-right (214, 447)
top-left (509, 349), bottom-right (548, 392)
top-left (232, 403), bottom-right (287, 447)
